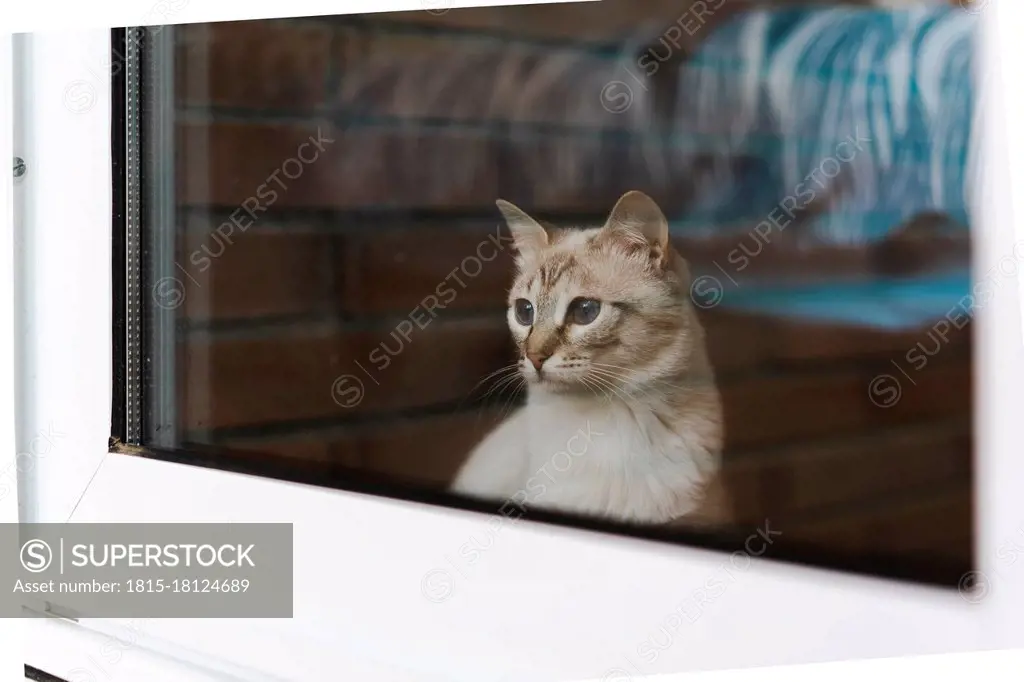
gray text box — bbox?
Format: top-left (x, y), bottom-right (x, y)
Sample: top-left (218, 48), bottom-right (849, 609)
top-left (2, 523), bottom-right (292, 617)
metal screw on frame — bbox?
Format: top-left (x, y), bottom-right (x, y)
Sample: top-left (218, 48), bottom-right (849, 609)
top-left (13, 157), bottom-right (26, 178)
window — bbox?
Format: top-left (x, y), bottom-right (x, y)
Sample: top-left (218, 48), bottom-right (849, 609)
top-left (13, 1), bottom-right (1024, 680)
top-left (147, 2), bottom-right (977, 581)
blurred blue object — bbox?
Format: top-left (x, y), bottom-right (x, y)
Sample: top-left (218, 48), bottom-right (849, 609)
top-left (670, 6), bottom-right (978, 246)
top-left (718, 271), bottom-right (971, 330)
top-left (664, 6), bottom-right (978, 330)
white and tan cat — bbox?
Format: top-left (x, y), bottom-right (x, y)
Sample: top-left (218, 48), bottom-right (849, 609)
top-left (452, 191), bottom-right (728, 526)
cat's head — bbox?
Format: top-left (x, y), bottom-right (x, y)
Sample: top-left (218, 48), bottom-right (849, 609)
top-left (498, 191), bottom-right (702, 396)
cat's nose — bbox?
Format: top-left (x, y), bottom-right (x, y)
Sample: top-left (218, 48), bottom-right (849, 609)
top-left (526, 352), bottom-right (551, 371)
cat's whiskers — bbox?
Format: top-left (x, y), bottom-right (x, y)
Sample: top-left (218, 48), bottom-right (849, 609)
top-left (588, 365), bottom-right (654, 396)
top-left (460, 364), bottom-right (520, 419)
top-left (576, 375), bottom-right (599, 400)
top-left (578, 375), bottom-right (614, 408)
top-left (588, 364), bottom-right (676, 403)
top-left (586, 364), bottom-right (633, 385)
top-left (591, 362), bottom-right (687, 393)
top-left (585, 371), bottom-right (644, 411)
top-left (469, 363), bottom-right (521, 396)
top-left (589, 377), bottom-right (655, 423)
top-left (587, 367), bottom-right (674, 415)
top-left (482, 371), bottom-right (526, 405)
top-left (498, 376), bottom-right (527, 421)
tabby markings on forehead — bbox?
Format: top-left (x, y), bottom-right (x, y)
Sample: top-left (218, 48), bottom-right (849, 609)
top-left (538, 254), bottom-right (577, 290)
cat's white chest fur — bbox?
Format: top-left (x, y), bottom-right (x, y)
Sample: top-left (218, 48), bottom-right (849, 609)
top-left (453, 394), bottom-right (714, 524)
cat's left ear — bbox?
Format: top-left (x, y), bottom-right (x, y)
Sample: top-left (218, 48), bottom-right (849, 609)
top-left (604, 190), bottom-right (670, 267)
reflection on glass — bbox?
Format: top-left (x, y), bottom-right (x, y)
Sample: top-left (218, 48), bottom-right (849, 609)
top-left (142, 1), bottom-right (975, 585)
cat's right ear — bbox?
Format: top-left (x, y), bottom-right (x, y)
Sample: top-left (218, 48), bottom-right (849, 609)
top-left (496, 199), bottom-right (548, 265)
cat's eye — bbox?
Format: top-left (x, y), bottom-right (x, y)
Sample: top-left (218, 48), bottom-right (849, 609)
top-left (513, 298), bottom-right (535, 326)
top-left (567, 298), bottom-right (601, 325)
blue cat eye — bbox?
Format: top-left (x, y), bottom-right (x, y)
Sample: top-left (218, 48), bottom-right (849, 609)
top-left (567, 298), bottom-right (601, 325)
top-left (513, 298), bottom-right (534, 325)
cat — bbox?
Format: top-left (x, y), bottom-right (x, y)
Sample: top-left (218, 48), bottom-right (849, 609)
top-left (451, 191), bottom-right (728, 526)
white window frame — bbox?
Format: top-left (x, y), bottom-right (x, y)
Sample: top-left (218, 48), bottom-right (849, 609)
top-left (0, 31), bottom-right (27, 682)
top-left (11, 2), bottom-right (1024, 680)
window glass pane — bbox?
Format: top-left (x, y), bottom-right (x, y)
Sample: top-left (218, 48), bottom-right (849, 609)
top-left (138, 1), bottom-right (976, 586)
